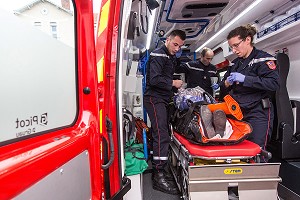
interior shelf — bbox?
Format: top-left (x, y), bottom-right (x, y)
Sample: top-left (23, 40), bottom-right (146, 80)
top-left (256, 11), bottom-right (300, 50)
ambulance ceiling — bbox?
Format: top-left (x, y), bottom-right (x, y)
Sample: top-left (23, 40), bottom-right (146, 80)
top-left (188, 0), bottom-right (300, 52)
top-left (158, 0), bottom-right (230, 49)
top-left (157, 0), bottom-right (299, 53)
top-left (132, 0), bottom-right (299, 54)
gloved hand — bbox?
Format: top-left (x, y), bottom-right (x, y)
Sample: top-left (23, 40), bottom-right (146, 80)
top-left (212, 83), bottom-right (219, 90)
top-left (230, 72), bottom-right (245, 83)
top-left (175, 49), bottom-right (182, 58)
top-left (226, 76), bottom-right (234, 85)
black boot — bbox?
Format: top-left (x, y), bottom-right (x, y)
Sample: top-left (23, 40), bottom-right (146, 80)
top-left (151, 168), bottom-right (175, 181)
top-left (213, 109), bottom-right (226, 137)
top-left (152, 171), bottom-right (180, 195)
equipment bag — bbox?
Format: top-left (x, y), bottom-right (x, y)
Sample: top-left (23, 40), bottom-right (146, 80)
top-left (135, 117), bottom-right (152, 149)
top-left (123, 107), bottom-right (152, 150)
top-left (124, 139), bottom-right (148, 176)
top-left (123, 108), bottom-right (148, 175)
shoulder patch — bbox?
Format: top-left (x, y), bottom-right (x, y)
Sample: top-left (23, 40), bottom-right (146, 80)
top-left (266, 60), bottom-right (276, 70)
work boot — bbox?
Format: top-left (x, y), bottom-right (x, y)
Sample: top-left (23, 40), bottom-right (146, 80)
top-left (200, 105), bottom-right (216, 139)
top-left (213, 109), bottom-right (226, 137)
top-left (151, 169), bottom-right (175, 181)
top-left (152, 171), bottom-right (180, 195)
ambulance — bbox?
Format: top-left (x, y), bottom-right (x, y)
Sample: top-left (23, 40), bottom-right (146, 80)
top-left (0, 0), bottom-right (300, 199)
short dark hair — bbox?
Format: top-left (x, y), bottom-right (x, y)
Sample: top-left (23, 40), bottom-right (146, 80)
top-left (167, 29), bottom-right (186, 41)
top-left (227, 24), bottom-right (257, 45)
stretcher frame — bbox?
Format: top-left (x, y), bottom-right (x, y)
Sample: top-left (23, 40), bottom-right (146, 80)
top-left (169, 132), bottom-right (281, 200)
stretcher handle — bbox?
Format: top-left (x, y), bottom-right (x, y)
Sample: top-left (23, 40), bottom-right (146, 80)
top-left (190, 177), bottom-right (282, 184)
top-left (260, 149), bottom-right (272, 160)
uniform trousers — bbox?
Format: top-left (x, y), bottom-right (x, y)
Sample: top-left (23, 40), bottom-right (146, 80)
top-left (144, 95), bottom-right (170, 170)
top-left (242, 101), bottom-right (274, 150)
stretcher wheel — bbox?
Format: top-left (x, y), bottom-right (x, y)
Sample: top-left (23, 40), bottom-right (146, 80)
top-left (170, 150), bottom-right (177, 167)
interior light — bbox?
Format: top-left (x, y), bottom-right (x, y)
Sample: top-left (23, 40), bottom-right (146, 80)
top-left (146, 8), bottom-right (158, 49)
top-left (146, 0), bottom-right (159, 11)
top-left (195, 0), bottom-right (263, 52)
top-left (158, 30), bottom-right (165, 37)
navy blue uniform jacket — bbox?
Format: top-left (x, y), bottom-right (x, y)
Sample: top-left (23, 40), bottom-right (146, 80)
top-left (144, 45), bottom-right (177, 100)
top-left (220, 47), bottom-right (279, 110)
top-left (175, 60), bottom-right (218, 95)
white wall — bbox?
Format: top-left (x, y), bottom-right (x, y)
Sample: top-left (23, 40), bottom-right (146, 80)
top-left (285, 41), bottom-right (300, 100)
top-left (263, 40), bottom-right (300, 101)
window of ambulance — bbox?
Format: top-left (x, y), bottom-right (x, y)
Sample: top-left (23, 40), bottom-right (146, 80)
top-left (0, 0), bottom-right (76, 145)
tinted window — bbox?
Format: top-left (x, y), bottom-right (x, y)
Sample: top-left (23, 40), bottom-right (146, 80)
top-left (0, 1), bottom-right (76, 144)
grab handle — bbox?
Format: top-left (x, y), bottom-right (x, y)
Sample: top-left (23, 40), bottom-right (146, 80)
top-left (102, 116), bottom-right (115, 169)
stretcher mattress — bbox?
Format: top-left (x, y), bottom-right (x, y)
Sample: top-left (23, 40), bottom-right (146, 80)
top-left (174, 132), bottom-right (261, 158)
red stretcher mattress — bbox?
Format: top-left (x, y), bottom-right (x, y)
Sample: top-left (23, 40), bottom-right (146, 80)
top-left (174, 132), bottom-right (261, 158)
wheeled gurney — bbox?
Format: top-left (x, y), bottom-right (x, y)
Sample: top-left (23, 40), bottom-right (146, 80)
top-left (169, 132), bottom-right (281, 200)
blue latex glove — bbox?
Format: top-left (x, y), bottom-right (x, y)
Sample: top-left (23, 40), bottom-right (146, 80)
top-left (212, 83), bottom-right (219, 90)
top-left (226, 76), bottom-right (234, 85)
top-left (230, 72), bottom-right (245, 83)
top-left (175, 49), bottom-right (182, 58)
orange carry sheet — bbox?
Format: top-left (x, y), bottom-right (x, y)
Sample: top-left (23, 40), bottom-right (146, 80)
top-left (207, 94), bottom-right (243, 120)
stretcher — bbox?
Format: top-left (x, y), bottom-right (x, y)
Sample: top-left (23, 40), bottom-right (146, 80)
top-left (169, 132), bottom-right (281, 200)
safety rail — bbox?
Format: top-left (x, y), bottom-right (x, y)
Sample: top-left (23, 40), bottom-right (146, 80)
top-left (257, 11), bottom-right (300, 38)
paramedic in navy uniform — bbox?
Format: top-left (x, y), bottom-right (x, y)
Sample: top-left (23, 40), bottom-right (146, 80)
top-left (144, 29), bottom-right (186, 194)
top-left (219, 24), bottom-right (279, 156)
top-left (175, 47), bottom-right (219, 96)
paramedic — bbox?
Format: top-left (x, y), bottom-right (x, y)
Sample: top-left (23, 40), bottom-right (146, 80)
top-left (219, 24), bottom-right (279, 153)
top-left (175, 47), bottom-right (219, 96)
top-left (144, 29), bottom-right (186, 195)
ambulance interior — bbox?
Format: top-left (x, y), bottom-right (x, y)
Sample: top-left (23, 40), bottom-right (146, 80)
top-left (119, 0), bottom-right (300, 199)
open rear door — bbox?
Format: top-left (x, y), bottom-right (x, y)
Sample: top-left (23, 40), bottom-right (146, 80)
top-left (95, 0), bottom-right (132, 199)
top-left (0, 0), bottom-right (105, 199)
